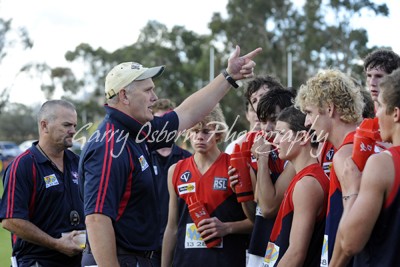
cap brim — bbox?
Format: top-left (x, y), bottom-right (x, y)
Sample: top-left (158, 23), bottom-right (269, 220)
top-left (136, 66), bottom-right (165, 81)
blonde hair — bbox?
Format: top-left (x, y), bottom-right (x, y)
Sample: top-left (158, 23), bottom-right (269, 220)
top-left (295, 69), bottom-right (364, 124)
top-left (190, 104), bottom-right (227, 143)
top-left (152, 98), bottom-right (176, 114)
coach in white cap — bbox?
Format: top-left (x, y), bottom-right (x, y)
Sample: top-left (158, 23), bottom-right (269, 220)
top-left (80, 45), bottom-right (262, 267)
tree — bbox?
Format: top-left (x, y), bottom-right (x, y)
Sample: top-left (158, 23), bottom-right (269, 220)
top-left (47, 21), bottom-right (251, 138)
top-left (209, 0), bottom-right (389, 87)
top-left (0, 17), bottom-right (33, 113)
top-left (0, 103), bottom-right (38, 143)
top-left (40, 0), bottom-right (392, 146)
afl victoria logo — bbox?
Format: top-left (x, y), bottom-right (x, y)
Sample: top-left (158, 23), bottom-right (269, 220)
top-left (180, 171), bottom-right (192, 182)
top-left (326, 147), bottom-right (334, 161)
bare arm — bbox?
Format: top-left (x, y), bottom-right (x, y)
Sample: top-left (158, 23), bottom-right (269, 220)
top-left (252, 138), bottom-right (295, 217)
top-left (85, 214), bottom-right (119, 267)
top-left (228, 165), bottom-right (257, 222)
top-left (175, 46), bottom-right (262, 131)
top-left (161, 164), bottom-right (179, 267)
top-left (330, 154), bottom-right (392, 267)
top-left (256, 158), bottom-right (295, 217)
top-left (277, 176), bottom-right (325, 267)
top-left (2, 218), bottom-right (82, 257)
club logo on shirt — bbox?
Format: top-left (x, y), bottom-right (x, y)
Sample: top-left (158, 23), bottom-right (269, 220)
top-left (326, 147), bottom-right (335, 161)
top-left (43, 174), bottom-right (59, 188)
top-left (71, 171), bottom-right (79, 184)
top-left (178, 182), bottom-right (196, 195)
top-left (323, 162), bottom-right (332, 175)
top-left (270, 150), bottom-right (278, 161)
top-left (138, 155), bottom-right (149, 171)
top-left (263, 242), bottom-right (280, 266)
top-left (180, 171), bottom-right (192, 182)
top-left (213, 177), bottom-right (228, 191)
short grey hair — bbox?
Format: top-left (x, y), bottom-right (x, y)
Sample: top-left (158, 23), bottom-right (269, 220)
top-left (38, 99), bottom-right (76, 123)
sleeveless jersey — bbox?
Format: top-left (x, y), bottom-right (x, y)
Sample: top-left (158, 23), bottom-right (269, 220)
top-left (353, 146), bottom-right (400, 266)
top-left (263, 163), bottom-right (329, 267)
top-left (172, 153), bottom-right (248, 267)
top-left (321, 131), bottom-right (355, 266)
top-left (248, 140), bottom-right (285, 257)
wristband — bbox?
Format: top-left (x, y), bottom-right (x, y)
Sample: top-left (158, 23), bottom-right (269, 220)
top-left (222, 69), bottom-right (239, 88)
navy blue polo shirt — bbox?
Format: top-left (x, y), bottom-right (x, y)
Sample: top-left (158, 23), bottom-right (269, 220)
top-left (0, 142), bottom-right (84, 266)
top-left (79, 105), bottom-right (179, 251)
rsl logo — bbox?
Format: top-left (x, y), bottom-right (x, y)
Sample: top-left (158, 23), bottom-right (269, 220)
top-left (213, 177), bottom-right (228, 190)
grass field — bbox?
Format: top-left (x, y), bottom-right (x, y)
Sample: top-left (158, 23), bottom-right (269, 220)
top-left (0, 226), bottom-right (12, 267)
top-left (0, 175), bottom-right (12, 267)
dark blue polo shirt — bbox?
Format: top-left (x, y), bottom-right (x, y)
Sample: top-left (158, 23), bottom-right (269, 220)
top-left (79, 105), bottom-right (179, 251)
top-left (0, 142), bottom-right (84, 266)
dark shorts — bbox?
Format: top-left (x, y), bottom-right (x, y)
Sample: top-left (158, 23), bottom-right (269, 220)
top-left (150, 249), bottom-right (161, 267)
top-left (17, 258), bottom-right (81, 267)
top-left (81, 250), bottom-right (154, 267)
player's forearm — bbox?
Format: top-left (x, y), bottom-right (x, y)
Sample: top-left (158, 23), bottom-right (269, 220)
top-left (241, 200), bottom-right (256, 222)
top-left (277, 247), bottom-right (306, 267)
top-left (161, 224), bottom-right (177, 267)
top-left (329, 230), bottom-right (353, 267)
top-left (86, 214), bottom-right (119, 267)
top-left (224, 218), bottom-right (253, 235)
top-left (2, 218), bottom-right (59, 250)
top-left (256, 158), bottom-right (280, 217)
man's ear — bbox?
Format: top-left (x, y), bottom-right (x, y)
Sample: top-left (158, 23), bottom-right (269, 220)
top-left (215, 133), bottom-right (222, 143)
top-left (40, 120), bottom-right (49, 133)
top-left (118, 89), bottom-right (130, 104)
top-left (328, 103), bottom-right (335, 118)
top-left (393, 107), bottom-right (400, 122)
top-left (298, 131), bottom-right (309, 146)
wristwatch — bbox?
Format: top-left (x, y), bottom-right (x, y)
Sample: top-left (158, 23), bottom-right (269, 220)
top-left (222, 69), bottom-right (239, 88)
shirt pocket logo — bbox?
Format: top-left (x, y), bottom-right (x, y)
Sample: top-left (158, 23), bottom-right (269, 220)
top-left (43, 174), bottom-right (59, 188)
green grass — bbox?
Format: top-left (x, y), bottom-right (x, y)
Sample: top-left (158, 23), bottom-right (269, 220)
top-left (0, 227), bottom-right (12, 267)
top-left (1, 172), bottom-right (12, 267)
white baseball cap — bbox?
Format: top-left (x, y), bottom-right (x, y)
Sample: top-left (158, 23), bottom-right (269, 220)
top-left (105, 62), bottom-right (165, 99)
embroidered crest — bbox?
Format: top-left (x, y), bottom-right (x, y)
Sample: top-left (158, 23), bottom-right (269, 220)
top-left (71, 171), bottom-right (79, 184)
top-left (180, 171), bottom-right (192, 182)
top-left (44, 174), bottom-right (59, 188)
top-left (138, 155), bottom-right (149, 171)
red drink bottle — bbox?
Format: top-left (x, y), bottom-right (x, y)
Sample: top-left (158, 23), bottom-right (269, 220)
top-left (352, 118), bottom-right (380, 171)
top-left (230, 144), bottom-right (254, 202)
top-left (187, 196), bottom-right (221, 248)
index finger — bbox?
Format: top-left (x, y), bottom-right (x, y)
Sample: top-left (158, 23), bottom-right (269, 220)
top-left (242, 47), bottom-right (263, 60)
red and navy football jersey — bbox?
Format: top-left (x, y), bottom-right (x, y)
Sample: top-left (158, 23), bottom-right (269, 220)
top-left (172, 153), bottom-right (248, 267)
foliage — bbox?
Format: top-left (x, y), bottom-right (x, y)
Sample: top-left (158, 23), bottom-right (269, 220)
top-left (0, 18), bottom-right (33, 113)
top-left (209, 0), bottom-right (389, 87)
top-left (0, 0), bottom-right (394, 143)
top-left (0, 103), bottom-right (39, 143)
